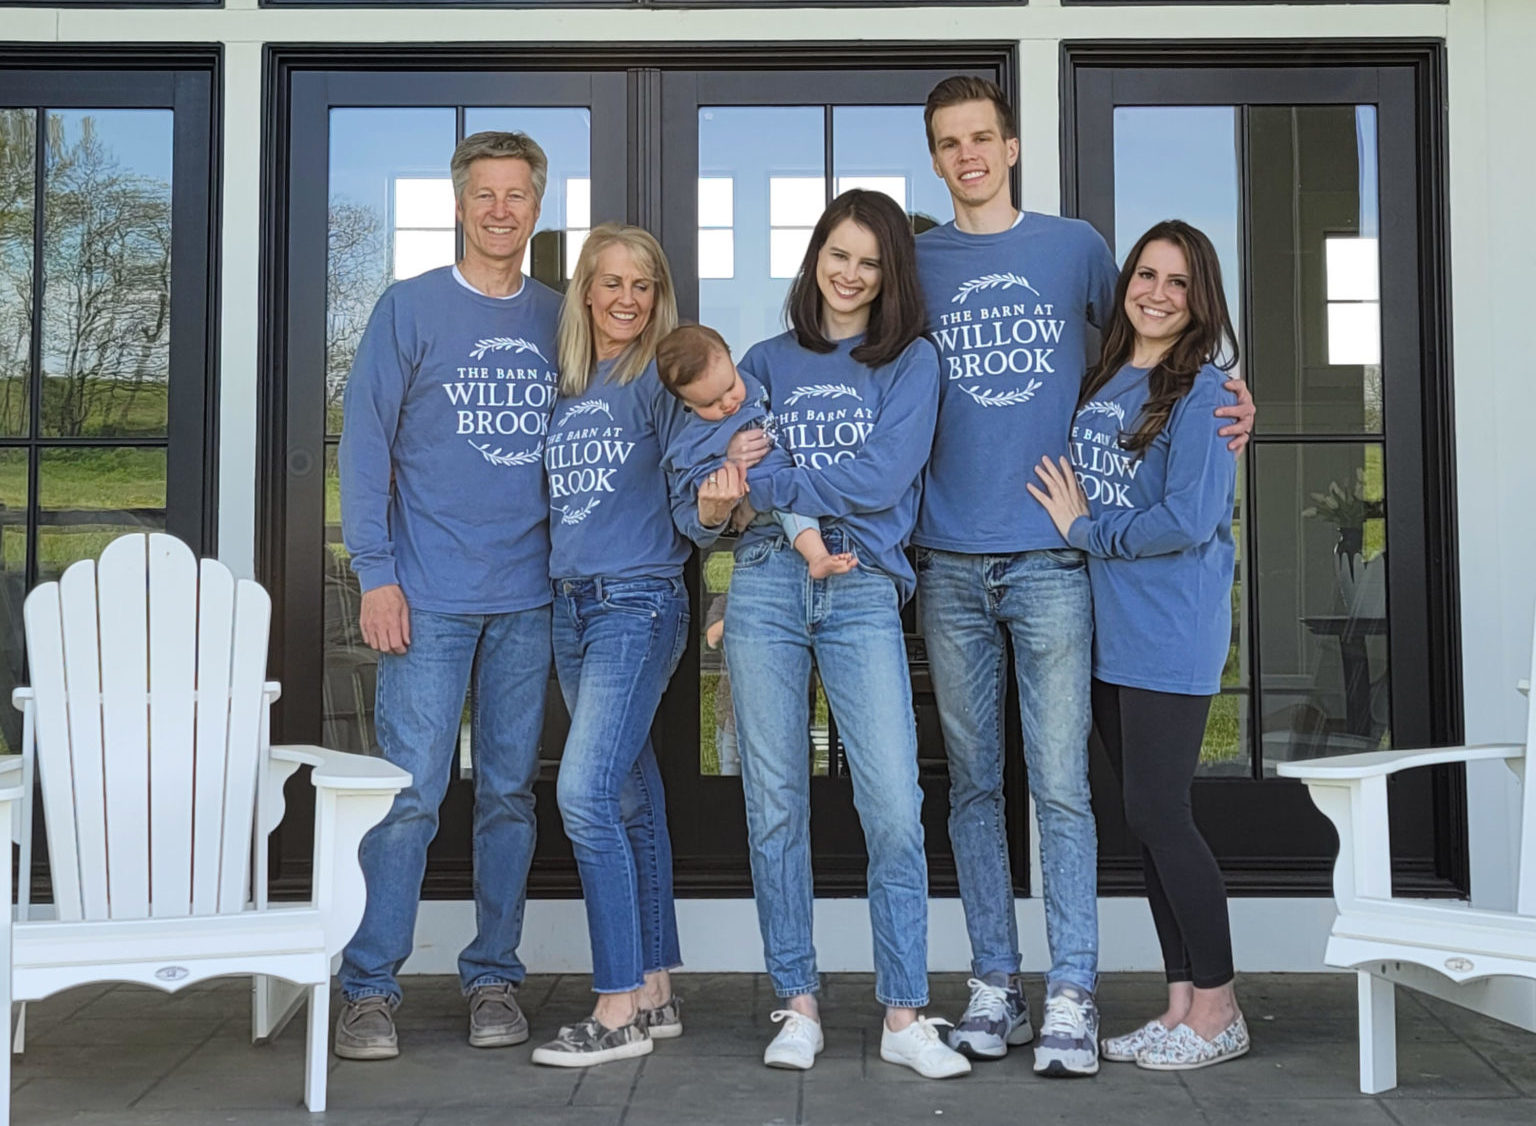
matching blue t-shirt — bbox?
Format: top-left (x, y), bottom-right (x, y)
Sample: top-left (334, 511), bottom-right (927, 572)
top-left (738, 332), bottom-right (940, 604)
top-left (1067, 365), bottom-right (1239, 695)
top-left (339, 266), bottom-right (561, 614)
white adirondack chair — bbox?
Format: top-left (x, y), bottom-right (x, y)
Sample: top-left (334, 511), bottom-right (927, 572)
top-left (1277, 612), bottom-right (1536, 1093)
top-left (0, 532), bottom-right (410, 1118)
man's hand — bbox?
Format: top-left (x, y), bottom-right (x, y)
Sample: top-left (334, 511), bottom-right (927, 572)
top-left (1026, 456), bottom-right (1090, 541)
top-left (699, 462), bottom-right (748, 529)
top-left (360, 584), bottom-right (411, 655)
top-left (1217, 377), bottom-right (1256, 453)
top-left (725, 427), bottom-right (771, 469)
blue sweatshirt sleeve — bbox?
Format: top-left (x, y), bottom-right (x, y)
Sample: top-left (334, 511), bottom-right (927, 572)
top-left (746, 342), bottom-right (940, 518)
top-left (1085, 226), bottom-right (1119, 330)
top-left (1066, 379), bottom-right (1237, 559)
top-left (653, 379), bottom-right (727, 547)
top-left (339, 290), bottom-right (411, 592)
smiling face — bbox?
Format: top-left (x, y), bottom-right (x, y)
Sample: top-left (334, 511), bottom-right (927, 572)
top-left (815, 218), bottom-right (883, 331)
top-left (929, 99), bottom-right (1019, 212)
top-left (675, 346), bottom-right (748, 422)
top-left (456, 157), bottom-right (541, 271)
top-left (1124, 238), bottom-right (1193, 357)
top-left (585, 243), bottom-right (656, 361)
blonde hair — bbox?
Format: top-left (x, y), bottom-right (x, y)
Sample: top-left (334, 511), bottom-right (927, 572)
top-left (558, 223), bottom-right (679, 395)
top-left (450, 131), bottom-right (549, 202)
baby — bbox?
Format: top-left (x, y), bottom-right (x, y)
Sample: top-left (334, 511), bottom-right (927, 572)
top-left (657, 323), bottom-right (856, 578)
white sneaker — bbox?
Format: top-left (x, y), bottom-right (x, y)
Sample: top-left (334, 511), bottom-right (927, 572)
top-left (1032, 986), bottom-right (1100, 1077)
top-left (764, 1010), bottom-right (824, 1070)
top-left (879, 1016), bottom-right (972, 1079)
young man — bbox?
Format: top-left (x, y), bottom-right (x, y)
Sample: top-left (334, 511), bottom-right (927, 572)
top-left (913, 76), bottom-right (1254, 1077)
top-left (335, 131), bottom-right (562, 1060)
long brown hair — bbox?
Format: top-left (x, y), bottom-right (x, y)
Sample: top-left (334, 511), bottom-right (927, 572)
top-left (1078, 220), bottom-right (1238, 453)
top-left (785, 189), bottom-right (926, 370)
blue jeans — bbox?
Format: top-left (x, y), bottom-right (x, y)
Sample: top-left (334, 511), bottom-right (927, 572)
top-left (339, 604), bottom-right (551, 1003)
top-left (725, 532), bottom-right (930, 1009)
top-left (916, 546), bottom-right (1098, 994)
top-left (553, 575), bottom-right (688, 994)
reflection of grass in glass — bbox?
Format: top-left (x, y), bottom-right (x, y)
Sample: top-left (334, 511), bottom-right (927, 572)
top-left (704, 550), bottom-right (733, 593)
top-left (2, 378), bottom-right (169, 438)
top-left (700, 670), bottom-right (720, 775)
top-left (1201, 692), bottom-right (1243, 764)
top-left (2, 448), bottom-right (166, 574)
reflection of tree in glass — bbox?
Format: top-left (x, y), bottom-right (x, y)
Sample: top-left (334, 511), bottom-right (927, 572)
top-left (41, 114), bottom-right (172, 438)
top-left (0, 111), bottom-right (37, 436)
top-left (326, 199), bottom-right (391, 433)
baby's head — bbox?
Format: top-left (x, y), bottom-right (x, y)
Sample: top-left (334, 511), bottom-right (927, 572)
top-left (656, 323), bottom-right (747, 422)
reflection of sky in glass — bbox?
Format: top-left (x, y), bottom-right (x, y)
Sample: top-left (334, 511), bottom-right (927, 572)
top-left (832, 106), bottom-right (952, 226)
top-left (330, 108), bottom-right (455, 220)
top-left (464, 108), bottom-right (593, 233)
top-left (700, 106), bottom-right (823, 356)
top-left (1356, 106), bottom-right (1379, 239)
top-left (1113, 106), bottom-right (1241, 324)
top-left (48, 109), bottom-right (173, 184)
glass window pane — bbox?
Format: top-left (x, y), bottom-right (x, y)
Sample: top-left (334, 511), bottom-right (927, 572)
top-left (1249, 105), bottom-right (1382, 433)
top-left (322, 443), bottom-right (377, 755)
top-left (464, 107), bottom-right (592, 289)
top-left (831, 105), bottom-right (954, 231)
top-left (0, 110), bottom-right (35, 438)
top-left (1256, 442), bottom-right (1390, 771)
top-left (1200, 463), bottom-right (1251, 776)
top-left (700, 106), bottom-right (823, 356)
top-left (698, 229), bottom-right (735, 280)
top-left (0, 448), bottom-right (26, 754)
top-left (327, 108), bottom-right (456, 436)
top-left (698, 176), bottom-right (733, 229)
top-left (41, 110), bottom-right (173, 440)
top-left (1113, 106), bottom-right (1242, 335)
top-left (393, 228), bottom-right (456, 281)
top-left (37, 446), bottom-right (165, 585)
top-left (394, 176), bottom-right (456, 229)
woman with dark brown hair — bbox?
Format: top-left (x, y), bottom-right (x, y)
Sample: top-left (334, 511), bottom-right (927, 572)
top-left (719, 189), bottom-right (967, 1079)
top-left (1029, 219), bottom-right (1249, 1071)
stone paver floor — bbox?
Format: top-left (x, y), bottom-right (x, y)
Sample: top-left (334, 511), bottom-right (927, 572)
top-left (9, 973), bottom-right (1536, 1124)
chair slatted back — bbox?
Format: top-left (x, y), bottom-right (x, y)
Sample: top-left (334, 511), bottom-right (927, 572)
top-left (1517, 611), bottom-right (1536, 918)
top-left (22, 533), bottom-right (272, 921)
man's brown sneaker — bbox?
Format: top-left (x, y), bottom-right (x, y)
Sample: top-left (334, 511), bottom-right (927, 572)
top-left (334, 995), bottom-right (399, 1061)
top-left (468, 982), bottom-right (530, 1048)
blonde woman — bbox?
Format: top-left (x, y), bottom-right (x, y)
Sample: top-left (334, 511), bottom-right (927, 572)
top-left (530, 224), bottom-right (739, 1067)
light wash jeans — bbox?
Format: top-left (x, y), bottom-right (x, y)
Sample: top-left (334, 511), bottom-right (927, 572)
top-left (915, 546), bottom-right (1098, 995)
top-left (339, 604), bottom-right (551, 1003)
top-left (553, 574), bottom-right (688, 994)
top-left (725, 530), bottom-right (930, 1009)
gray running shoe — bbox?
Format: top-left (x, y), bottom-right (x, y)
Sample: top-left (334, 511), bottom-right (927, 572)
top-left (334, 995), bottom-right (399, 1061)
top-left (467, 982), bottom-right (529, 1048)
top-left (640, 994), bottom-right (683, 1040)
top-left (530, 1015), bottom-right (653, 1068)
top-left (946, 976), bottom-right (1033, 1060)
top-left (1032, 984), bottom-right (1100, 1077)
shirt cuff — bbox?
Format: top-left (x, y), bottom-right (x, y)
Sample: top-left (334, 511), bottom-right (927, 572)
top-left (353, 557), bottom-right (399, 593)
top-left (1065, 516), bottom-right (1093, 552)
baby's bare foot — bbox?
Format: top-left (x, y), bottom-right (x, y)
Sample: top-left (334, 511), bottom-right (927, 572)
top-left (807, 553), bottom-right (859, 579)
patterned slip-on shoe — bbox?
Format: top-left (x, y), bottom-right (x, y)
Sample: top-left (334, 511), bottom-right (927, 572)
top-left (1135, 1016), bottom-right (1250, 1072)
top-left (640, 994), bottom-right (683, 1041)
top-left (530, 1015), bottom-right (653, 1068)
top-left (1101, 1019), bottom-right (1170, 1063)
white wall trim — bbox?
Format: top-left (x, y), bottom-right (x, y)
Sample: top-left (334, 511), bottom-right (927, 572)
top-left (399, 896), bottom-right (1343, 977)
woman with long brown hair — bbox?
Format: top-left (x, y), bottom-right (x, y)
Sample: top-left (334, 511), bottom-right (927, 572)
top-left (1029, 219), bottom-right (1248, 1071)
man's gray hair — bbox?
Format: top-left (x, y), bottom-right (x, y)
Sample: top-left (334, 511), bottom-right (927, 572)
top-left (450, 131), bottom-right (549, 202)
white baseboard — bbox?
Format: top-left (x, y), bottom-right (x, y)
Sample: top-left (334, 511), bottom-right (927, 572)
top-left (399, 896), bottom-right (1342, 976)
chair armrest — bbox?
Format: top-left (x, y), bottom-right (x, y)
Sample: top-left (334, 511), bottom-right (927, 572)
top-left (0, 757), bottom-right (22, 782)
top-left (0, 778), bottom-right (24, 805)
top-left (10, 687), bottom-right (32, 713)
top-left (271, 744), bottom-right (411, 792)
top-left (1276, 743), bottom-right (1523, 782)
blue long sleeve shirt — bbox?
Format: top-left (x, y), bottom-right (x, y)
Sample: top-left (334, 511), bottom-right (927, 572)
top-left (666, 370), bottom-right (796, 495)
top-left (738, 332), bottom-right (940, 603)
top-left (1065, 363), bottom-right (1238, 695)
top-left (914, 213), bottom-right (1119, 554)
top-left (338, 266), bottom-right (561, 613)
top-left (545, 358), bottom-right (711, 581)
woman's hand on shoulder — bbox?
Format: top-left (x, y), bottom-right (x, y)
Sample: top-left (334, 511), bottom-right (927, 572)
top-left (698, 461), bottom-right (749, 529)
top-left (1216, 375), bottom-right (1255, 453)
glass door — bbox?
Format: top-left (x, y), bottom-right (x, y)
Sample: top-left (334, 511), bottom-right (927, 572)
top-left (1068, 54), bottom-right (1461, 893)
top-left (658, 66), bottom-right (1011, 895)
top-left (270, 70), bottom-right (625, 896)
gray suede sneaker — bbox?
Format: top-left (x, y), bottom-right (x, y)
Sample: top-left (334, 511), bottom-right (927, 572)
top-left (334, 995), bottom-right (399, 1061)
top-left (468, 982), bottom-right (530, 1048)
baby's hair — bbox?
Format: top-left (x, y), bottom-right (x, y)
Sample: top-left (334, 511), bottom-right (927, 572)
top-left (656, 323), bottom-right (731, 396)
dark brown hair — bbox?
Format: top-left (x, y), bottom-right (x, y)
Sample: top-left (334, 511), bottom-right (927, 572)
top-left (656, 323), bottom-right (731, 395)
top-left (1078, 219), bottom-right (1238, 453)
top-left (923, 76), bottom-right (1017, 153)
top-left (784, 189), bottom-right (926, 371)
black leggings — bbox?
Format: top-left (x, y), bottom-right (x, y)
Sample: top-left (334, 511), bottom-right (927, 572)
top-left (1092, 679), bottom-right (1234, 989)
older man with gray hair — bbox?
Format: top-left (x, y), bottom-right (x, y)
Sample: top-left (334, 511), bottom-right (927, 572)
top-left (335, 132), bottom-right (562, 1060)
